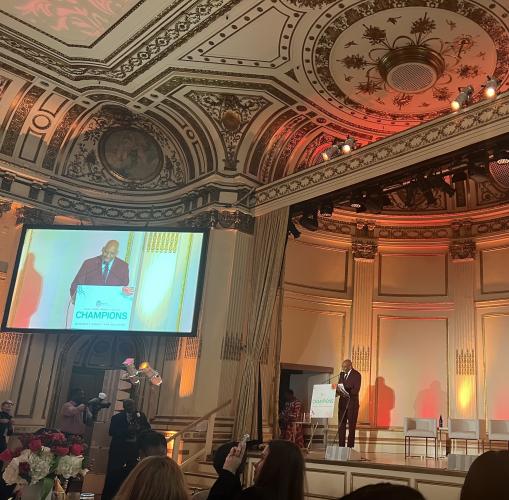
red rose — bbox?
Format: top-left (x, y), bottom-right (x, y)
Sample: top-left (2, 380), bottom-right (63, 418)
top-left (69, 444), bottom-right (84, 456)
top-left (0, 449), bottom-right (13, 462)
top-left (28, 439), bottom-right (42, 452)
top-left (50, 433), bottom-right (66, 442)
top-left (53, 446), bottom-right (69, 456)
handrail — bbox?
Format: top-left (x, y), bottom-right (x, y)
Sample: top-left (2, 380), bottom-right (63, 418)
top-left (166, 399), bottom-right (232, 443)
top-left (166, 399), bottom-right (232, 467)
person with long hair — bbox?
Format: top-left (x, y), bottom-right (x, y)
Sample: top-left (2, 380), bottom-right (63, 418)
top-left (460, 450), bottom-right (509, 500)
top-left (208, 439), bottom-right (305, 500)
top-left (114, 456), bottom-right (188, 500)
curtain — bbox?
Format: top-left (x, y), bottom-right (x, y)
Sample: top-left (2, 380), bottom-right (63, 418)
top-left (233, 206), bottom-right (289, 439)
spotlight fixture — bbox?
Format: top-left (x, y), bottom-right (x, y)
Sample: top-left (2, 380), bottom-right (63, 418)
top-left (139, 361), bottom-right (162, 386)
top-left (417, 177), bottom-right (436, 205)
top-left (299, 208), bottom-right (319, 231)
top-left (288, 219), bottom-right (301, 239)
top-left (321, 138), bottom-right (342, 161)
top-left (493, 149), bottom-right (509, 165)
top-left (451, 85), bottom-right (474, 111)
top-left (122, 358), bottom-right (140, 384)
top-left (319, 202), bottom-right (334, 217)
top-left (341, 136), bottom-right (356, 154)
top-left (349, 193), bottom-right (364, 210)
top-left (483, 76), bottom-right (500, 99)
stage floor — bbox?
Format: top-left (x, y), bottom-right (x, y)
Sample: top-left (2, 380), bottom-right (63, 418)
top-left (306, 450), bottom-right (453, 472)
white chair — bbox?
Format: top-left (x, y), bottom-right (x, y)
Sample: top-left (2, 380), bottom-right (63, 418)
top-left (404, 417), bottom-right (437, 459)
top-left (448, 418), bottom-right (485, 454)
top-left (488, 420), bottom-right (509, 450)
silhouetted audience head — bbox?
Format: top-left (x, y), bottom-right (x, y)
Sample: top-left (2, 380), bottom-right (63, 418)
top-left (341, 483), bottom-right (425, 499)
top-left (137, 430), bottom-right (167, 459)
top-left (254, 440), bottom-right (304, 500)
top-left (460, 450), bottom-right (509, 500)
top-left (213, 441), bottom-right (245, 475)
top-left (114, 456), bottom-right (187, 500)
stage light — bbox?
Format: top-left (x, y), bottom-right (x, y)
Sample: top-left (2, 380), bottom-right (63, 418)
top-left (122, 358), bottom-right (140, 384)
top-left (451, 85), bottom-right (474, 111)
top-left (417, 177), bottom-right (436, 205)
top-left (288, 220), bottom-right (301, 239)
top-left (349, 193), bottom-right (364, 210)
top-left (139, 361), bottom-right (162, 386)
top-left (341, 136), bottom-right (356, 154)
top-left (299, 208), bottom-right (319, 231)
top-left (493, 149), bottom-right (509, 165)
top-left (319, 202), bottom-right (334, 217)
top-left (483, 76), bottom-right (500, 98)
top-left (321, 139), bottom-right (342, 161)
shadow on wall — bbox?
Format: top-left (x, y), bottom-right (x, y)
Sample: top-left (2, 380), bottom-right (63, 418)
top-left (371, 376), bottom-right (395, 429)
top-left (414, 380), bottom-right (447, 420)
top-left (12, 252), bottom-right (42, 328)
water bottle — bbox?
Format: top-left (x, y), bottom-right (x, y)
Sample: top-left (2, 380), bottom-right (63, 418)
top-left (439, 415), bottom-right (443, 428)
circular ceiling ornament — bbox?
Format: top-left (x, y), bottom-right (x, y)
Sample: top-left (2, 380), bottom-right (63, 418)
top-left (98, 127), bottom-right (164, 183)
top-left (378, 45), bottom-right (446, 94)
top-left (305, 0), bottom-right (509, 124)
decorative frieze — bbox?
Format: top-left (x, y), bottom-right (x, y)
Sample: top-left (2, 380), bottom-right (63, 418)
top-left (181, 209), bottom-right (255, 234)
top-left (450, 239), bottom-right (476, 261)
top-left (15, 207), bottom-right (55, 226)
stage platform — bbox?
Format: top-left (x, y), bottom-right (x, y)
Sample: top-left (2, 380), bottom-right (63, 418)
top-left (246, 451), bottom-right (466, 500)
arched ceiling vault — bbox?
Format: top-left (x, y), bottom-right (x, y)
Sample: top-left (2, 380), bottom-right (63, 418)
top-left (1, 0), bottom-right (509, 222)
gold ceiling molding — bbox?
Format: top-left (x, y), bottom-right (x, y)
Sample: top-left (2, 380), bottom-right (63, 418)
top-left (254, 93), bottom-right (509, 214)
top-left (0, 0), bottom-right (244, 83)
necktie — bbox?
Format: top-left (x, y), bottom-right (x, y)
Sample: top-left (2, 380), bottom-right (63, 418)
top-left (102, 262), bottom-right (109, 283)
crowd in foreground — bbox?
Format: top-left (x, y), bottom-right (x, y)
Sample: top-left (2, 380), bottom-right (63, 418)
top-left (113, 438), bottom-right (509, 500)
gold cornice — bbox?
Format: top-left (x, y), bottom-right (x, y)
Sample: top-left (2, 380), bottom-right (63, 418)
top-left (254, 92), bottom-right (509, 214)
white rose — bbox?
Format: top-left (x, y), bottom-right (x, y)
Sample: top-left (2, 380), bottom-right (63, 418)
top-left (2, 458), bottom-right (27, 486)
top-left (55, 455), bottom-right (85, 479)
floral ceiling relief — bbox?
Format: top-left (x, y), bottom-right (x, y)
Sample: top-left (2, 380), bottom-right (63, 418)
top-left (307, 1), bottom-right (509, 122)
top-left (5, 0), bottom-right (140, 46)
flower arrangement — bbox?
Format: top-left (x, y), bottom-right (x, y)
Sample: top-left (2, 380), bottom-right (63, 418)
top-left (0, 431), bottom-right (88, 499)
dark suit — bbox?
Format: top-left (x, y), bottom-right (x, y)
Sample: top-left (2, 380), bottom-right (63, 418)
top-left (338, 369), bottom-right (361, 448)
top-left (102, 411), bottom-right (150, 500)
top-left (70, 256), bottom-right (129, 298)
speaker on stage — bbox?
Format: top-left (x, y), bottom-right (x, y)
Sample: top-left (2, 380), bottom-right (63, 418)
top-left (325, 445), bottom-right (361, 461)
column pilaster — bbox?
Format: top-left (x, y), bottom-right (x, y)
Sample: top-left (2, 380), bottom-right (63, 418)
top-left (350, 238), bottom-right (377, 424)
top-left (449, 239), bottom-right (477, 419)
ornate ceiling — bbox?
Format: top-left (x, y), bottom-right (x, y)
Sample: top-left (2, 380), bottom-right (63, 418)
top-left (0, 0), bottom-right (509, 222)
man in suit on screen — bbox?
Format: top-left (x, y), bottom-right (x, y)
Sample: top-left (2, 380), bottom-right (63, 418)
top-left (337, 358), bottom-right (362, 448)
top-left (70, 239), bottom-right (130, 300)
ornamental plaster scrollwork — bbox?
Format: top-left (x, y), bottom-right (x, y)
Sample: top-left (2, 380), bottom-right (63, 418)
top-left (180, 209), bottom-right (254, 234)
top-left (450, 239), bottom-right (476, 261)
top-left (186, 91), bottom-right (270, 171)
top-left (352, 239), bottom-right (377, 260)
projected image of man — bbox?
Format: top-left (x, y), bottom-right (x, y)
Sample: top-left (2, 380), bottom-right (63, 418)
top-left (70, 240), bottom-right (130, 300)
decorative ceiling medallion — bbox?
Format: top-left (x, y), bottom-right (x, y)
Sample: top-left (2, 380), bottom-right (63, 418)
top-left (98, 127), bottom-right (163, 183)
top-left (305, 0), bottom-right (509, 123)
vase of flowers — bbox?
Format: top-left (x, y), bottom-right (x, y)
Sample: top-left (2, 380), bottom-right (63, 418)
top-left (0, 431), bottom-right (88, 499)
